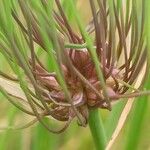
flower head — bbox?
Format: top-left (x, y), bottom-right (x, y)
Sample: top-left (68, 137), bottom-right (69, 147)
top-left (0, 0), bottom-right (149, 133)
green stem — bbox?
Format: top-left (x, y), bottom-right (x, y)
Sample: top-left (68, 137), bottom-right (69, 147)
top-left (65, 43), bottom-right (87, 49)
top-left (89, 109), bottom-right (107, 150)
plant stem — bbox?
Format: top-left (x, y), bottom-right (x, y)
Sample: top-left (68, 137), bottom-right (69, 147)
top-left (65, 43), bottom-right (87, 49)
top-left (89, 109), bottom-right (107, 150)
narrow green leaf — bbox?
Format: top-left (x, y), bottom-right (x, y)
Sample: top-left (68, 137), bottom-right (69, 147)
top-left (124, 1), bottom-right (150, 149)
top-left (105, 101), bottom-right (126, 141)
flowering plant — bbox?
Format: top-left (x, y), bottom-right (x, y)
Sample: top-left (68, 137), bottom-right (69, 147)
top-left (0, 0), bottom-right (150, 149)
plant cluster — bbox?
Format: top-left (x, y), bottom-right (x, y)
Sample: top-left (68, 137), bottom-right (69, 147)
top-left (0, 0), bottom-right (149, 136)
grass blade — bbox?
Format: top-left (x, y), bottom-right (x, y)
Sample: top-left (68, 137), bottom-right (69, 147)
top-left (124, 1), bottom-right (150, 149)
top-left (105, 101), bottom-right (126, 141)
top-left (106, 99), bottom-right (134, 150)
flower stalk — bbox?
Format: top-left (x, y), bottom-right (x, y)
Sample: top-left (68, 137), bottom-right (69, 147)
top-left (89, 109), bottom-right (107, 150)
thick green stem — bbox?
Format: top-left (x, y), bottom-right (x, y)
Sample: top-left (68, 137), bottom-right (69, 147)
top-left (89, 109), bottom-right (107, 150)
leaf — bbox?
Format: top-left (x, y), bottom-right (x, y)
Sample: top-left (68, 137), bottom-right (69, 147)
top-left (0, 77), bottom-right (26, 100)
top-left (106, 98), bottom-right (134, 150)
top-left (105, 100), bottom-right (127, 141)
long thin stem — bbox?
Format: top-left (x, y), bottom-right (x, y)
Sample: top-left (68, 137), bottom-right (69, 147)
top-left (89, 109), bottom-right (107, 150)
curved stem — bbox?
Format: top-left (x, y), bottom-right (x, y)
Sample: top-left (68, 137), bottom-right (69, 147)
top-left (89, 109), bottom-right (107, 150)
